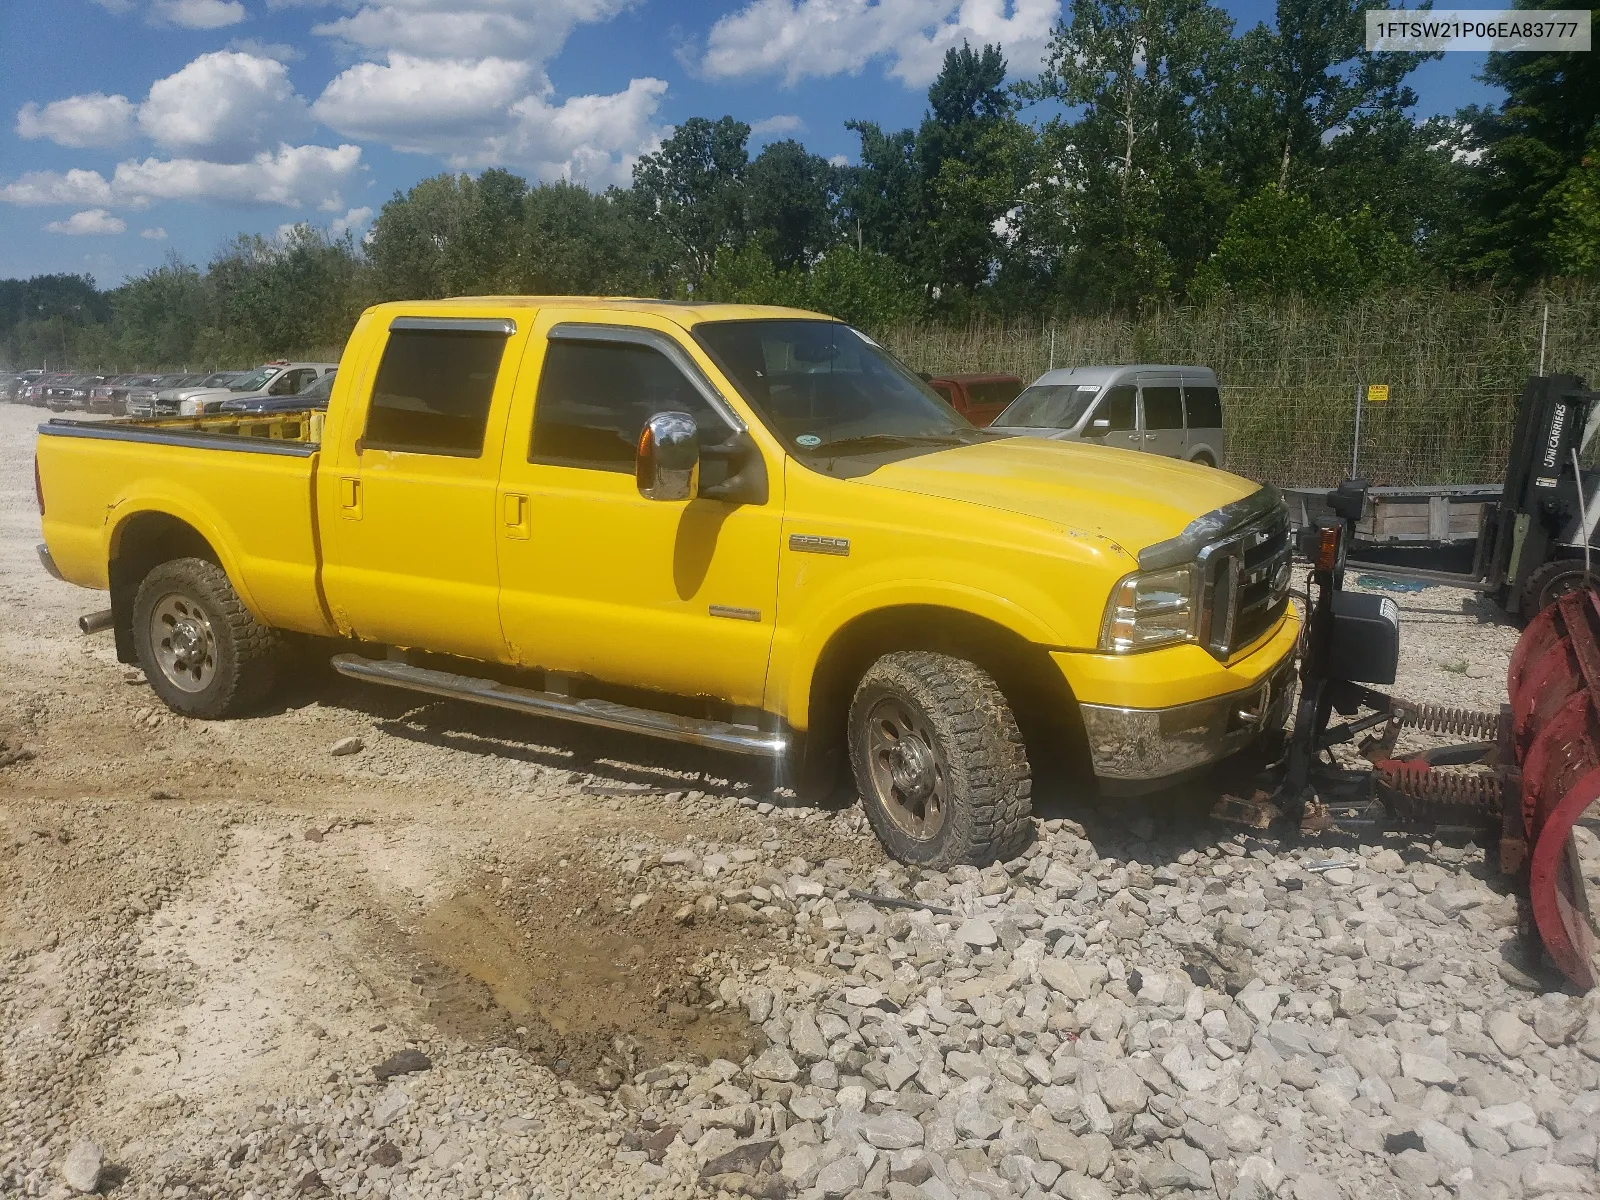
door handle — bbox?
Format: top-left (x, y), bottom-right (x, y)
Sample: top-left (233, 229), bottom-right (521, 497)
top-left (1126, 433), bottom-right (1140, 442)
top-left (1145, 434), bottom-right (1158, 440)
top-left (339, 476), bottom-right (362, 520)
top-left (503, 492), bottom-right (530, 540)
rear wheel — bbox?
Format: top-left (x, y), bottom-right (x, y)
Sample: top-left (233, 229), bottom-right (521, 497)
top-left (848, 650), bottom-right (1032, 868)
top-left (132, 557), bottom-right (284, 718)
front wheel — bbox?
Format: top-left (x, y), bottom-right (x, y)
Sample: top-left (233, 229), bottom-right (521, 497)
top-left (848, 651), bottom-right (1032, 868)
top-left (1519, 559), bottom-right (1595, 618)
top-left (132, 557), bottom-right (284, 718)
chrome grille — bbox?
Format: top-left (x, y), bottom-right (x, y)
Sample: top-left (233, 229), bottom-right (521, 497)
top-left (1197, 502), bottom-right (1292, 659)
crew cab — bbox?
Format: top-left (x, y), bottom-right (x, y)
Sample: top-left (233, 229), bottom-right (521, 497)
top-left (34, 299), bottom-right (1298, 867)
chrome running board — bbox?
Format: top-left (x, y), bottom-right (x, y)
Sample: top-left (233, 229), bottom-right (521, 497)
top-left (330, 654), bottom-right (788, 758)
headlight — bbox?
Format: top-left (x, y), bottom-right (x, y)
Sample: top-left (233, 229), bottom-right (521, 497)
top-left (179, 398), bottom-right (201, 416)
top-left (1100, 564), bottom-right (1198, 652)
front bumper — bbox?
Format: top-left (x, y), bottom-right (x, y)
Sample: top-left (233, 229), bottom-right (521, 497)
top-left (1080, 651), bottom-right (1296, 786)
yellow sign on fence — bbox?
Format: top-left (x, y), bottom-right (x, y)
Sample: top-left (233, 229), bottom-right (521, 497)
top-left (1367, 383), bottom-right (1390, 403)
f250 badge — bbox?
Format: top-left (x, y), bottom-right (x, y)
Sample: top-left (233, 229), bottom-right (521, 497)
top-left (789, 534), bottom-right (850, 556)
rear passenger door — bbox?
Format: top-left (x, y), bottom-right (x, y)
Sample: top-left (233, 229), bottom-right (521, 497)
top-left (321, 316), bottom-right (524, 662)
top-left (1139, 377), bottom-right (1184, 458)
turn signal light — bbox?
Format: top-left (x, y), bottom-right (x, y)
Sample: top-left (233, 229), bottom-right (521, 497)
top-left (1316, 523), bottom-right (1341, 571)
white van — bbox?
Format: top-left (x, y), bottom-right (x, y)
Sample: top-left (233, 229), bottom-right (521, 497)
top-left (989, 365), bottom-right (1226, 467)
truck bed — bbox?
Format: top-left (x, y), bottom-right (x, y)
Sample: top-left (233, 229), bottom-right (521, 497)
top-left (34, 413), bottom-right (332, 637)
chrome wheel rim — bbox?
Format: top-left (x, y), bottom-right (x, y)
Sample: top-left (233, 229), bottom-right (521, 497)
top-left (864, 696), bottom-right (946, 840)
top-left (149, 593), bottom-right (217, 693)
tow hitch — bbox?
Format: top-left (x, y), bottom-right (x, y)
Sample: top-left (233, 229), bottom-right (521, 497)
top-left (1216, 481), bottom-right (1598, 989)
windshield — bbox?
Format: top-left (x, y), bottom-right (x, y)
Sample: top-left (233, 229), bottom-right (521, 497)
top-left (996, 382), bottom-right (1103, 429)
top-left (694, 319), bottom-right (980, 457)
top-left (230, 369), bottom-right (276, 392)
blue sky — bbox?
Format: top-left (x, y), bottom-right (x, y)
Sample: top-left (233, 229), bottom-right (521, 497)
top-left (0, 0), bottom-right (1503, 288)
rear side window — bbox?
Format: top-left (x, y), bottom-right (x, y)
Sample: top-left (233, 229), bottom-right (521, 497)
top-left (1143, 385), bottom-right (1183, 430)
top-left (364, 329), bottom-right (508, 457)
top-left (531, 339), bottom-right (727, 473)
top-left (1185, 384), bottom-right (1223, 428)
top-left (971, 380), bottom-right (1022, 407)
top-left (1093, 385), bottom-right (1137, 432)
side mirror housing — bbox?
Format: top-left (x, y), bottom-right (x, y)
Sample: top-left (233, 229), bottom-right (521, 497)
top-left (1091, 418), bottom-right (1110, 430)
top-left (636, 411), bottom-right (700, 501)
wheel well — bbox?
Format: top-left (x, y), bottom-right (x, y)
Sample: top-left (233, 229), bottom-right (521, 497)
top-left (1190, 451), bottom-right (1216, 467)
top-left (801, 605), bottom-right (1090, 804)
top-left (107, 513), bottom-right (221, 664)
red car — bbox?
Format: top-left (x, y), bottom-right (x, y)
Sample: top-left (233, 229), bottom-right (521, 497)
top-left (925, 373), bottom-right (1024, 427)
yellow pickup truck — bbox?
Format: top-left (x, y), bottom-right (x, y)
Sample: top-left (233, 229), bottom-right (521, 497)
top-left (35, 299), bottom-right (1298, 866)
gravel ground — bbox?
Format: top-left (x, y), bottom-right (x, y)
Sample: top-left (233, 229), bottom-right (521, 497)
top-left (1, 402), bottom-right (1596, 1200)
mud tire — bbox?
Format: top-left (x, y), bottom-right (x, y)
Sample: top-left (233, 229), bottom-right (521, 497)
top-left (132, 557), bottom-right (283, 718)
top-left (1519, 559), bottom-right (1595, 619)
top-left (848, 650), bottom-right (1032, 868)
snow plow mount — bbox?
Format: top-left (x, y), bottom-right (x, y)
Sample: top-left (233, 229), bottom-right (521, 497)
top-left (1214, 481), bottom-right (1598, 989)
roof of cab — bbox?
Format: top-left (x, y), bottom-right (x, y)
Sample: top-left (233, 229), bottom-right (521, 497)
top-left (1029, 364), bottom-right (1218, 387)
top-left (364, 296), bottom-right (835, 328)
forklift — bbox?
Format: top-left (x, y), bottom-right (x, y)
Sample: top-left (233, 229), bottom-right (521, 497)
top-left (1349, 373), bottom-right (1600, 615)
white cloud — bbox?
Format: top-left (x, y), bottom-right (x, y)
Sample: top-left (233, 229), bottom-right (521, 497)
top-left (1, 144), bottom-right (363, 211)
top-left (313, 0), bottom-right (637, 60)
top-left (313, 55), bottom-right (532, 148)
top-left (751, 114), bottom-right (804, 136)
top-left (45, 209), bottom-right (128, 236)
top-left (90, 0), bottom-right (135, 11)
top-left (702, 0), bottom-right (1059, 87)
top-left (489, 77), bottom-right (667, 186)
top-left (227, 38), bottom-right (305, 62)
top-left (141, 226), bottom-right (169, 239)
top-left (329, 205), bottom-right (372, 237)
top-left (0, 169), bottom-right (116, 207)
top-left (140, 52), bottom-right (311, 159)
top-left (828, 153), bottom-right (849, 167)
top-left (113, 144), bottom-right (364, 208)
top-left (16, 93), bottom-right (137, 149)
top-left (150, 0), bottom-right (247, 28)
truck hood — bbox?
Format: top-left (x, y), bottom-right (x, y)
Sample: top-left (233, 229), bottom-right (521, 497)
top-left (861, 436), bottom-right (1260, 560)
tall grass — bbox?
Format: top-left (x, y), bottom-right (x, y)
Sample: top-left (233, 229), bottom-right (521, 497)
top-left (881, 283), bottom-right (1600, 487)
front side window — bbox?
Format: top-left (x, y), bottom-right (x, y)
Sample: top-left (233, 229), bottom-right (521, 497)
top-left (364, 329), bottom-right (507, 456)
top-left (994, 383), bottom-right (1100, 429)
top-left (531, 339), bottom-right (728, 473)
top-left (1143, 385), bottom-right (1184, 430)
top-left (694, 319), bottom-right (982, 459)
top-left (1091, 385), bottom-right (1137, 433)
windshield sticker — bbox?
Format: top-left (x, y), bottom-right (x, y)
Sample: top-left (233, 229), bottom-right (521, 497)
top-left (796, 433), bottom-right (822, 447)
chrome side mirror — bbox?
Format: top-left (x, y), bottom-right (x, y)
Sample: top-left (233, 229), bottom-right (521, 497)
top-left (1091, 418), bottom-right (1110, 430)
top-left (636, 411), bottom-right (699, 501)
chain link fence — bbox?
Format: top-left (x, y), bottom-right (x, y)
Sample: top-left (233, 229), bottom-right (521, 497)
top-left (881, 285), bottom-right (1600, 488)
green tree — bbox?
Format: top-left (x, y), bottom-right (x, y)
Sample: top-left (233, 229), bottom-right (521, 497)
top-left (112, 255), bottom-right (211, 366)
top-left (1451, 1), bottom-right (1600, 280)
top-left (1023, 0), bottom-right (1235, 308)
top-left (1191, 185), bottom-right (1413, 299)
top-left (745, 139), bottom-right (838, 271)
top-left (209, 225), bottom-right (362, 356)
top-left (1548, 134), bottom-right (1600, 277)
top-left (839, 120), bottom-right (923, 264)
top-left (521, 181), bottom-right (652, 294)
top-left (630, 116), bottom-right (751, 289)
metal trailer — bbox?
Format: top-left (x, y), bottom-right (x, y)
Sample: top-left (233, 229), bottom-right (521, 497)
top-left (1285, 375), bottom-right (1600, 617)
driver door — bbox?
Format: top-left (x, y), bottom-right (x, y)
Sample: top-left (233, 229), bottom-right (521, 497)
top-left (495, 313), bottom-right (784, 707)
top-left (1081, 384), bottom-right (1140, 450)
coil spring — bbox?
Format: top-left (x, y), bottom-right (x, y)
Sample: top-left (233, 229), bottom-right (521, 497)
top-left (1376, 761), bottom-right (1502, 811)
top-left (1394, 701), bottom-right (1499, 740)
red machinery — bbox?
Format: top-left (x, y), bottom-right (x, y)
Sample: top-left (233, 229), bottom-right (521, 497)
top-left (1219, 482), bottom-right (1597, 988)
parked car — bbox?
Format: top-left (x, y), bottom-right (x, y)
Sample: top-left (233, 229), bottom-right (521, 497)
top-left (36, 299), bottom-right (1295, 870)
top-left (0, 374), bottom-right (19, 402)
top-left (924, 373), bottom-right (1023, 427)
top-left (120, 374), bottom-right (190, 418)
top-left (154, 371), bottom-right (249, 417)
top-left (178, 361), bottom-right (337, 416)
top-left (23, 372), bottom-right (71, 407)
top-left (44, 374), bottom-right (107, 412)
top-left (88, 374), bottom-right (164, 415)
top-left (989, 365), bottom-right (1226, 467)
top-left (219, 369), bottom-right (336, 414)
